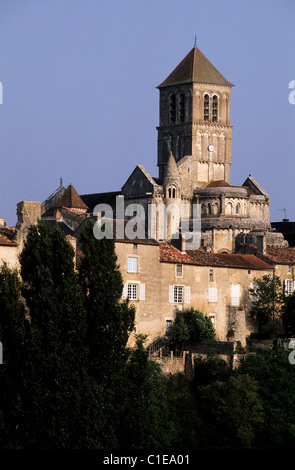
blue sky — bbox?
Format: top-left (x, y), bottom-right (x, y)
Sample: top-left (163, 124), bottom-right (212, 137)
top-left (0, 0), bottom-right (294, 226)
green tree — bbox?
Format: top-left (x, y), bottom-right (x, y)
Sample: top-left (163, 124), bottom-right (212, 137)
top-left (249, 274), bottom-right (284, 336)
top-left (17, 221), bottom-right (99, 448)
top-left (167, 308), bottom-right (215, 350)
top-left (282, 291), bottom-right (295, 335)
top-left (238, 347), bottom-right (295, 448)
top-left (117, 335), bottom-right (177, 448)
top-left (78, 219), bottom-right (136, 447)
top-left (197, 374), bottom-right (264, 448)
top-left (79, 219), bottom-right (135, 376)
top-left (0, 263), bottom-right (26, 448)
top-left (193, 354), bottom-right (232, 388)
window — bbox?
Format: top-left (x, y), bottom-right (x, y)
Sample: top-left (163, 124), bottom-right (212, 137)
top-left (209, 269), bottom-right (214, 282)
top-left (231, 284), bottom-right (240, 306)
top-left (176, 264), bottom-right (183, 277)
top-left (133, 243), bottom-right (138, 250)
top-left (209, 314), bottom-right (215, 326)
top-left (174, 286), bottom-right (183, 303)
top-left (208, 287), bottom-right (217, 303)
top-left (122, 282), bottom-right (145, 301)
top-left (236, 204), bottom-right (240, 215)
top-left (249, 282), bottom-right (257, 301)
top-left (288, 265), bottom-right (292, 274)
top-left (204, 94), bottom-right (209, 121)
top-left (178, 93), bottom-right (185, 122)
top-left (128, 257), bottom-right (138, 273)
top-left (285, 280), bottom-right (294, 297)
top-left (169, 94), bottom-right (176, 123)
top-left (167, 187), bottom-right (176, 199)
top-left (127, 283), bottom-right (138, 300)
top-left (169, 285), bottom-right (190, 304)
top-left (212, 95), bottom-right (218, 122)
top-left (166, 319), bottom-right (172, 334)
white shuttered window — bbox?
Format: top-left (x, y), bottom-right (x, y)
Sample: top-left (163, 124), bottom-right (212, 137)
top-left (231, 284), bottom-right (240, 306)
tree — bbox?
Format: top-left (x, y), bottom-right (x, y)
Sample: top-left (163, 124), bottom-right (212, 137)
top-left (249, 274), bottom-right (284, 336)
top-left (196, 375), bottom-right (264, 448)
top-left (193, 354), bottom-right (232, 388)
top-left (282, 291), bottom-right (295, 335)
top-left (117, 335), bottom-right (178, 448)
top-left (0, 263), bottom-right (26, 448)
top-left (79, 219), bottom-right (135, 377)
top-left (237, 347), bottom-right (295, 448)
top-left (17, 221), bottom-right (99, 448)
top-left (78, 219), bottom-right (136, 447)
top-left (167, 308), bottom-right (215, 350)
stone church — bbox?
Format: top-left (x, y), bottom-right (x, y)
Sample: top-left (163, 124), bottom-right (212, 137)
top-left (38, 42), bottom-right (285, 255)
top-left (119, 43), bottom-right (286, 253)
top-left (3, 42), bottom-right (293, 347)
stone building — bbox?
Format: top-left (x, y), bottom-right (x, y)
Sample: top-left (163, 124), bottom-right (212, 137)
top-left (1, 43), bottom-right (294, 347)
top-left (0, 218), bottom-right (18, 268)
top-left (106, 43), bottom-right (277, 254)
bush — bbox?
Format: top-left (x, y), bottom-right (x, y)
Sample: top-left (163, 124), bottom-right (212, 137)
top-left (167, 308), bottom-right (215, 350)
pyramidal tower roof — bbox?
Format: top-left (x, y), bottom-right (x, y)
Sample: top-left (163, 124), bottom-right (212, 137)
top-left (54, 184), bottom-right (89, 210)
top-left (157, 45), bottom-right (233, 88)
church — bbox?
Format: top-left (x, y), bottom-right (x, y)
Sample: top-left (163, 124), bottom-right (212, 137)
top-left (2, 43), bottom-right (295, 346)
top-left (31, 41), bottom-right (287, 256)
top-left (76, 42), bottom-right (286, 254)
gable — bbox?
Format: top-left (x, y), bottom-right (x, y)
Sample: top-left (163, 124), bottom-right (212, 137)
top-left (242, 176), bottom-right (269, 197)
top-left (121, 165), bottom-right (159, 196)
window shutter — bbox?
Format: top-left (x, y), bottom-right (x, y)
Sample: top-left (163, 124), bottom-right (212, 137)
top-left (208, 287), bottom-right (217, 303)
top-left (284, 280), bottom-right (293, 296)
top-left (184, 286), bottom-right (190, 304)
top-left (231, 284), bottom-right (240, 306)
top-left (169, 285), bottom-right (174, 303)
top-left (122, 283), bottom-right (128, 299)
top-left (284, 280), bottom-right (288, 295)
top-left (139, 283), bottom-right (145, 301)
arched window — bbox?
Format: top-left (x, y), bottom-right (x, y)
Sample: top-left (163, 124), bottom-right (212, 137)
top-left (236, 204), bottom-right (240, 215)
top-left (213, 203), bottom-right (219, 215)
top-left (169, 94), bottom-right (176, 124)
top-left (178, 93), bottom-right (185, 123)
top-left (226, 202), bottom-right (233, 215)
top-left (172, 187), bottom-right (176, 198)
top-left (212, 95), bottom-right (218, 122)
top-left (204, 94), bottom-right (209, 121)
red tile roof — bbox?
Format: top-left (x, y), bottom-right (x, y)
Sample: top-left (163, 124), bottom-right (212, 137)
top-left (0, 227), bottom-right (17, 246)
top-left (54, 184), bottom-right (88, 210)
top-left (265, 247), bottom-right (295, 264)
top-left (159, 242), bottom-right (274, 270)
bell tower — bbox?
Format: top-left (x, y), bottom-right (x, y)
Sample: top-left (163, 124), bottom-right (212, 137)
top-left (157, 43), bottom-right (234, 187)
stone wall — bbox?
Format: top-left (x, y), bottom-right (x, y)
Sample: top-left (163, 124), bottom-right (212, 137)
top-left (15, 201), bottom-right (41, 252)
top-left (0, 245), bottom-right (19, 269)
